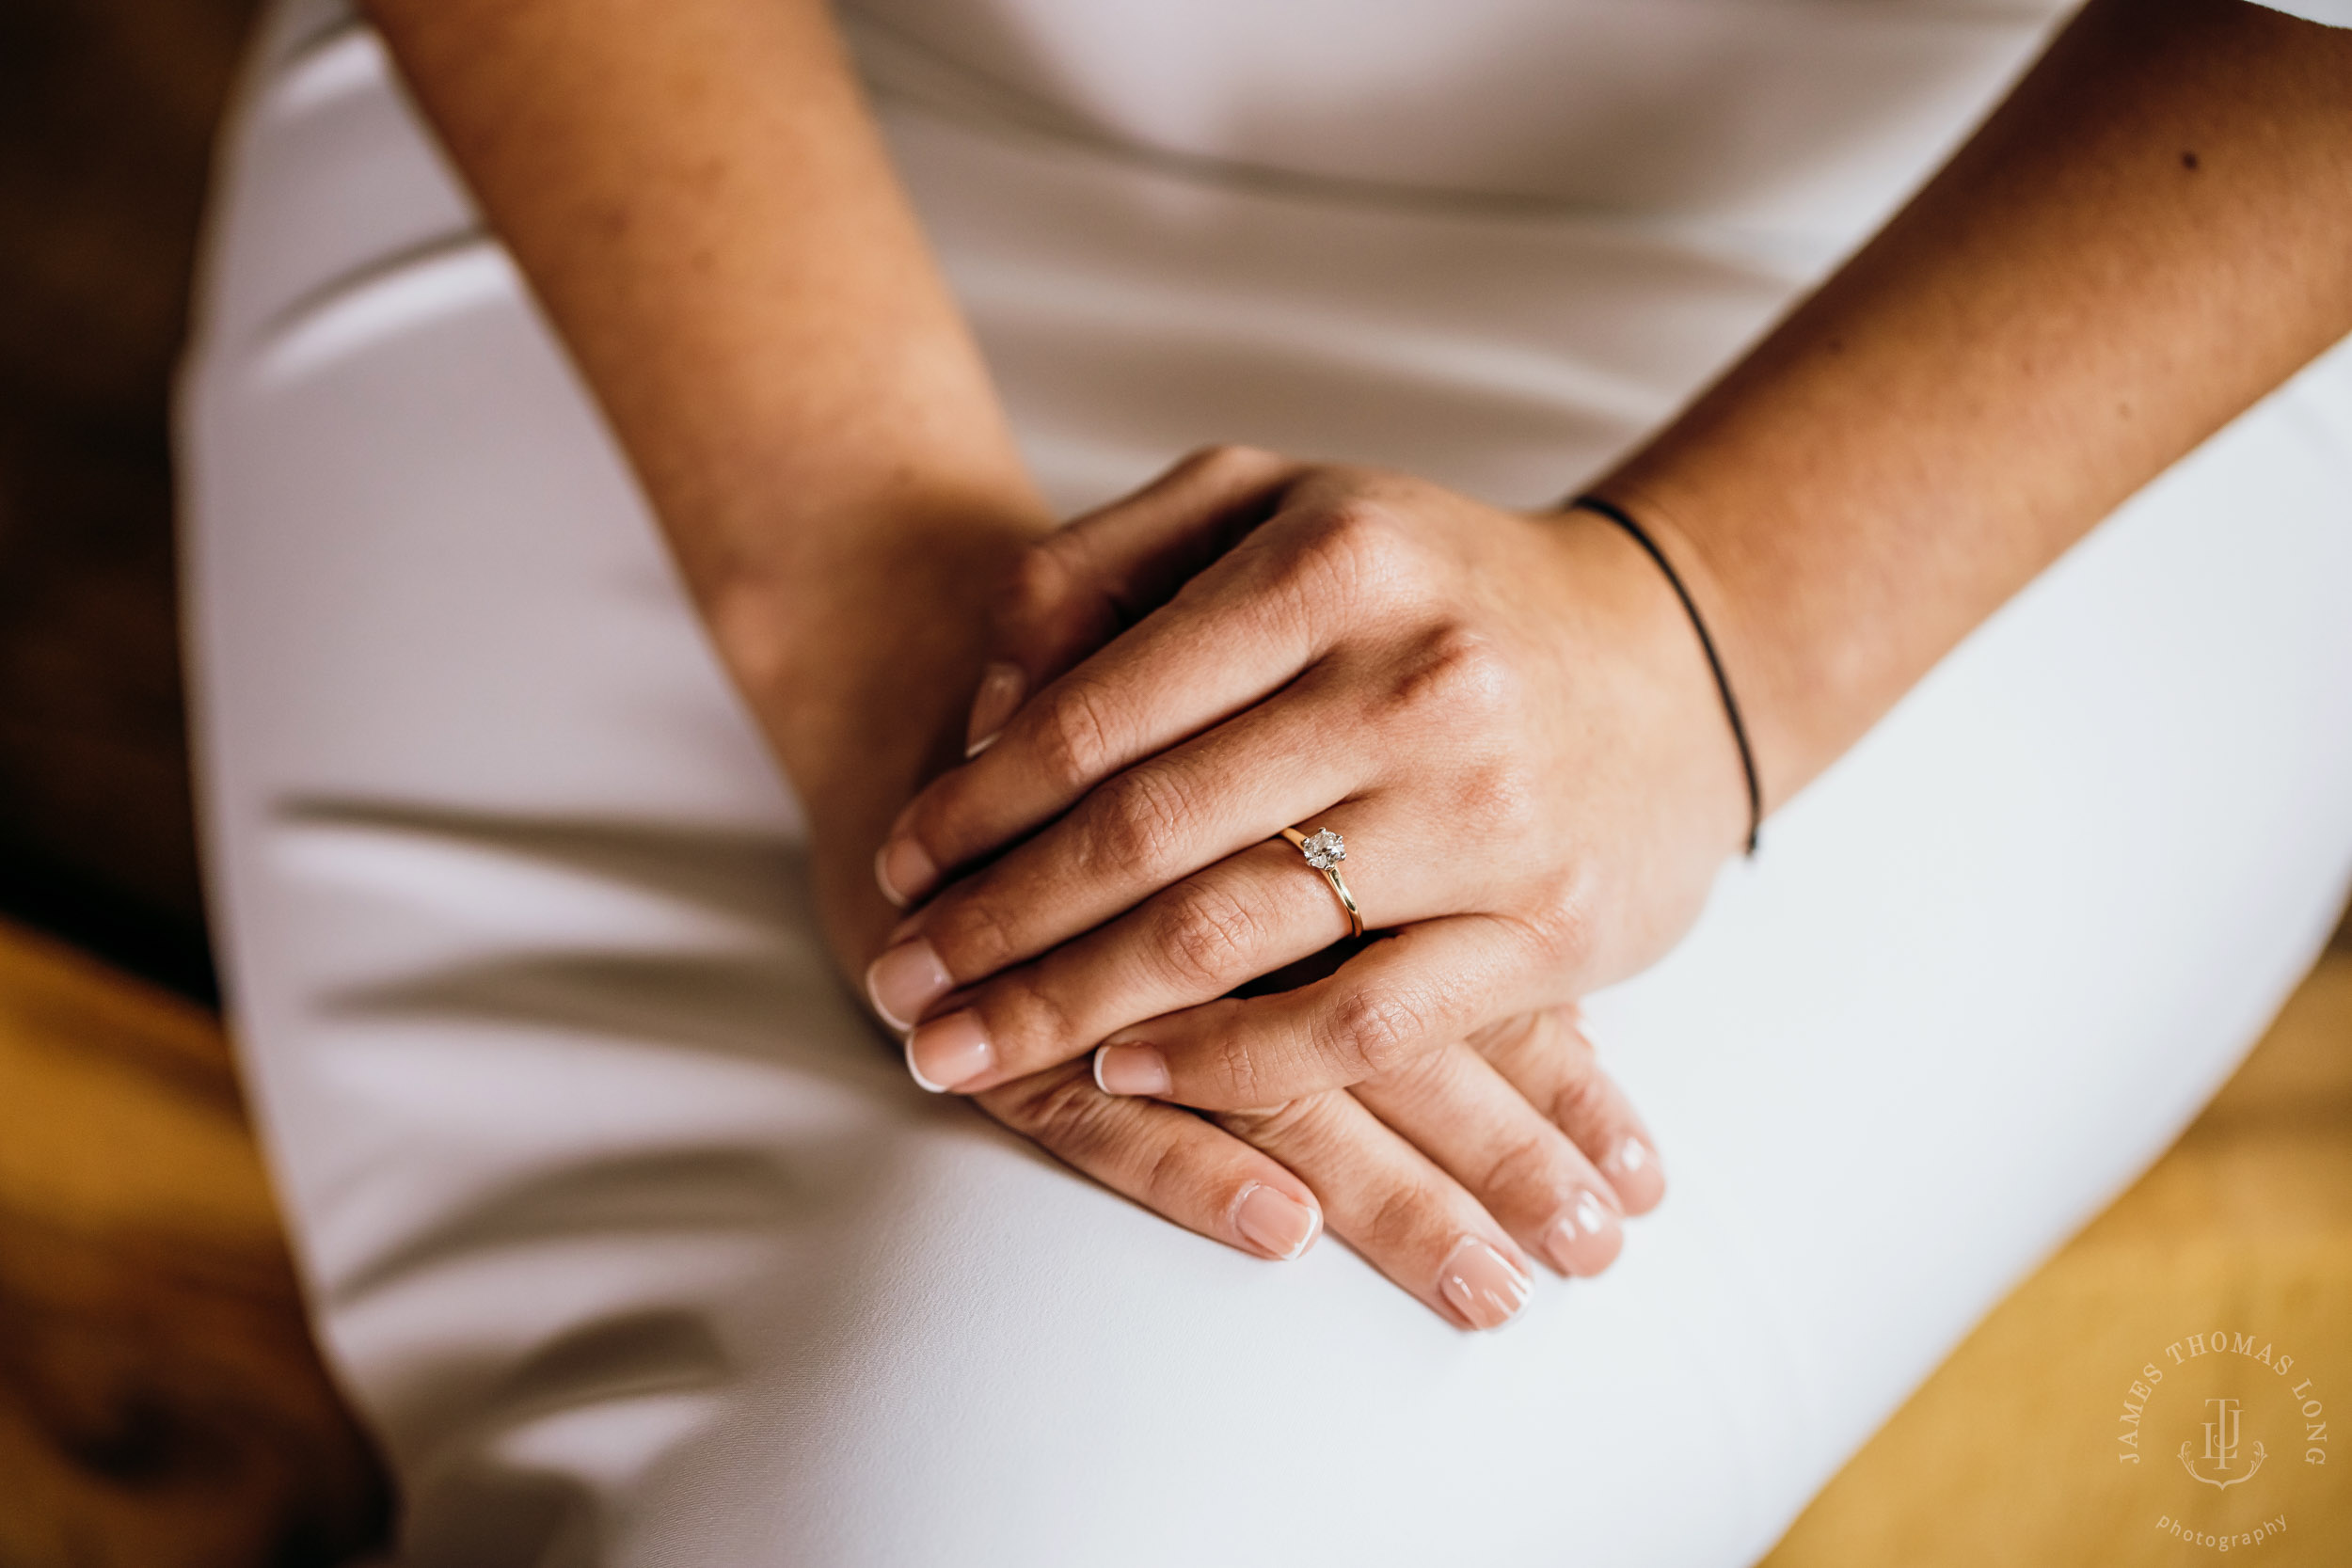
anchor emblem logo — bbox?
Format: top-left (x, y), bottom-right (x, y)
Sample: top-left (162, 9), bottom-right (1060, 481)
top-left (2178, 1397), bottom-right (2267, 1490)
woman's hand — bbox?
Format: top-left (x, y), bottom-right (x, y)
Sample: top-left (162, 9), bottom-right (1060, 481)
top-left (794, 626), bottom-right (1658, 1330)
top-left (868, 447), bottom-right (1750, 1112)
top-left (962, 1006), bottom-right (1659, 1329)
top-left (821, 470), bottom-right (1674, 1329)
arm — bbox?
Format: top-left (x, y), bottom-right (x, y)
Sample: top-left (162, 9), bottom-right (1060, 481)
top-left (1604, 0), bottom-right (2352, 807)
top-left (877, 0), bottom-right (2352, 1107)
top-left (358, 0), bottom-right (1665, 1327)
top-left (360, 0), bottom-right (1046, 962)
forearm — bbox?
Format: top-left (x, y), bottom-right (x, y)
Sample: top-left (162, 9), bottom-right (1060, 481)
top-left (1597, 0), bottom-right (2352, 810)
top-left (359, 0), bottom-right (1047, 890)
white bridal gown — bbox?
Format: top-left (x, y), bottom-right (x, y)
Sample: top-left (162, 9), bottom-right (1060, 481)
top-left (181, 1), bottom-right (2352, 1563)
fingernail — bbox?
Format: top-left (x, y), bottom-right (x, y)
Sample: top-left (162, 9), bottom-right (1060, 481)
top-left (866, 939), bottom-right (951, 1032)
top-left (1438, 1237), bottom-right (1533, 1331)
top-left (965, 661), bottom-right (1025, 757)
top-left (907, 1009), bottom-right (993, 1092)
top-left (875, 835), bottom-right (938, 907)
top-left (903, 1035), bottom-right (947, 1093)
top-left (1234, 1183), bottom-right (1321, 1260)
top-left (1541, 1188), bottom-right (1626, 1278)
top-left (1092, 1042), bottom-right (1171, 1097)
top-left (1602, 1136), bottom-right (1666, 1213)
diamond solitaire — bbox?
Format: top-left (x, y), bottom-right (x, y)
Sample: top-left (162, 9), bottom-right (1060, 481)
top-left (1299, 829), bottom-right (1346, 870)
top-left (1278, 825), bottom-right (1362, 937)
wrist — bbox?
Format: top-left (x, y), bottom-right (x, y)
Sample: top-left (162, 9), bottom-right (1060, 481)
top-left (697, 496), bottom-right (1046, 959)
top-left (1534, 507), bottom-right (1756, 864)
top-left (1566, 473), bottom-right (1829, 818)
top-left (1563, 496), bottom-right (1764, 852)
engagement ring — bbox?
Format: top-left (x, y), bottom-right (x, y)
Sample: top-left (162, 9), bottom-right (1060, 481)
top-left (1279, 826), bottom-right (1364, 939)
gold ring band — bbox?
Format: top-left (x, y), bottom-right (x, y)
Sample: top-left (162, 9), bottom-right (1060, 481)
top-left (1279, 826), bottom-right (1364, 940)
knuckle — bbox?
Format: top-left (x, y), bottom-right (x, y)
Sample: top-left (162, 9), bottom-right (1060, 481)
top-left (1215, 1093), bottom-right (1320, 1148)
top-left (1465, 1007), bottom-right (1545, 1056)
top-left (1150, 877), bottom-right (1263, 992)
top-left (1391, 625), bottom-right (1520, 724)
top-left (1474, 1127), bottom-right (1565, 1207)
top-left (1134, 1133), bottom-right (1196, 1215)
top-left (1314, 498), bottom-right (1409, 572)
top-left (1521, 879), bottom-right (1599, 972)
top-left (1213, 1028), bottom-right (1267, 1107)
top-left (1004, 539), bottom-right (1081, 626)
top-left (1483, 761), bottom-right (1545, 836)
top-left (1358, 1182), bottom-right (1435, 1257)
top-left (927, 888), bottom-right (1026, 978)
top-left (1086, 766), bottom-right (1199, 881)
top-left (1278, 499), bottom-right (1411, 613)
top-left (1190, 441), bottom-right (1277, 483)
top-left (1357, 1041), bottom-right (1453, 1100)
top-left (1034, 676), bottom-right (1124, 794)
top-left (1551, 1061), bottom-right (1618, 1135)
top-left (977, 970), bottom-right (1085, 1064)
top-left (1005, 1067), bottom-right (1121, 1158)
top-left (1540, 1005), bottom-right (1597, 1067)
top-left (1318, 986), bottom-right (1425, 1080)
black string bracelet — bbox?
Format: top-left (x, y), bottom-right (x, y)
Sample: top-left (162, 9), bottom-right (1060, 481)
top-left (1567, 494), bottom-right (1762, 856)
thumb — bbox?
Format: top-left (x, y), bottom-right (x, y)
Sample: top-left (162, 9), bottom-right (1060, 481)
top-left (962, 444), bottom-right (1301, 755)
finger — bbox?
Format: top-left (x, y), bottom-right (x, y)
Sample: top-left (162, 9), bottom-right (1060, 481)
top-left (904, 803), bottom-right (1440, 1094)
top-left (1092, 913), bottom-right (1551, 1111)
top-left (1217, 1088), bottom-right (1535, 1331)
top-left (1351, 1040), bottom-right (1628, 1278)
top-left (973, 1059), bottom-right (1325, 1262)
top-left (1472, 1007), bottom-right (1667, 1214)
top-left (966, 445), bottom-right (1304, 754)
top-left (882, 483), bottom-right (1406, 902)
top-left (882, 672), bottom-right (1392, 1009)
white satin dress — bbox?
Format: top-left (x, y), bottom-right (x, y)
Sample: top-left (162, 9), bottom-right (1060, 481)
top-left (181, 2), bottom-right (2352, 1563)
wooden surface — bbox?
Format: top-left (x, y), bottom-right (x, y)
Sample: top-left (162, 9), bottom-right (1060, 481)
top-left (2, 911), bottom-right (2346, 1564)
top-left (0, 919), bottom-right (388, 1567)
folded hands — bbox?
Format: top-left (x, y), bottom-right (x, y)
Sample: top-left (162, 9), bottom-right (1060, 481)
top-left (861, 447), bottom-right (1751, 1328)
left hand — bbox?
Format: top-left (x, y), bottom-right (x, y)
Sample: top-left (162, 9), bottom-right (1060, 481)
top-left (865, 446), bottom-right (1749, 1113)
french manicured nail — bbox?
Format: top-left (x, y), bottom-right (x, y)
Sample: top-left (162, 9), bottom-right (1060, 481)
top-left (1092, 1042), bottom-right (1171, 1097)
top-left (903, 1035), bottom-right (946, 1092)
top-left (1602, 1136), bottom-right (1666, 1213)
top-left (1234, 1183), bottom-right (1321, 1260)
top-left (866, 939), bottom-right (950, 1032)
top-left (906, 1009), bottom-right (993, 1093)
top-left (1438, 1237), bottom-right (1533, 1331)
top-left (1541, 1188), bottom-right (1626, 1277)
top-left (874, 835), bottom-right (937, 908)
top-left (965, 661), bottom-right (1025, 757)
